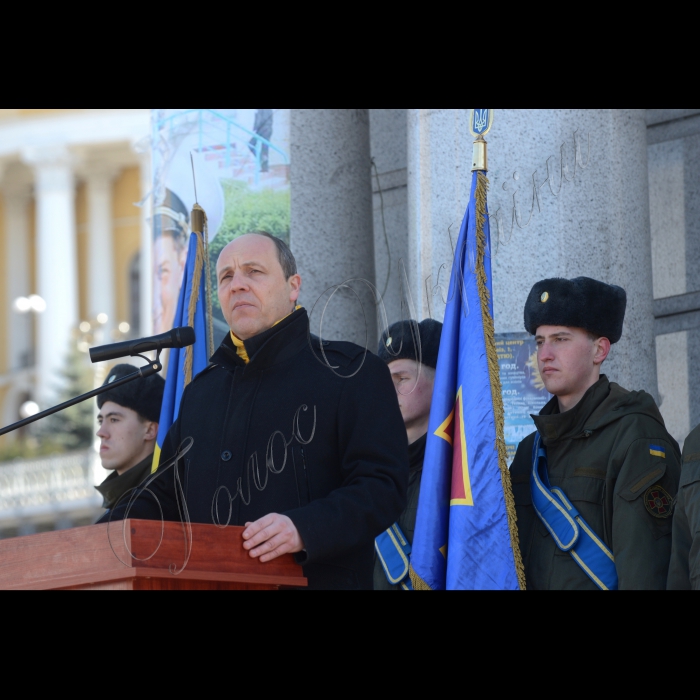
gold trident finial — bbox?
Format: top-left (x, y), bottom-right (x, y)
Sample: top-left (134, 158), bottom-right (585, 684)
top-left (469, 109), bottom-right (494, 172)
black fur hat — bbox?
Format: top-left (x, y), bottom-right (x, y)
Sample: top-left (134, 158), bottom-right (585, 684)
top-left (524, 277), bottom-right (627, 343)
top-left (377, 319), bottom-right (443, 368)
top-left (96, 364), bottom-right (165, 423)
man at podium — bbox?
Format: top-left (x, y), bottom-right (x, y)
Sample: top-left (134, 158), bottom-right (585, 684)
top-left (102, 232), bottom-right (408, 589)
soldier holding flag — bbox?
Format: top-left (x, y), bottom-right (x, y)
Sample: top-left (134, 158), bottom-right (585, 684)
top-left (510, 277), bottom-right (681, 589)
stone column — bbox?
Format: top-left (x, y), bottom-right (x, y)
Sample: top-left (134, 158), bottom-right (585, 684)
top-left (369, 109), bottom-right (410, 331)
top-left (291, 109), bottom-right (376, 346)
top-left (84, 165), bottom-right (118, 337)
top-left (2, 175), bottom-right (32, 372)
top-left (684, 133), bottom-right (700, 436)
top-left (648, 111), bottom-right (700, 443)
top-left (408, 109), bottom-right (657, 398)
top-left (23, 147), bottom-right (79, 406)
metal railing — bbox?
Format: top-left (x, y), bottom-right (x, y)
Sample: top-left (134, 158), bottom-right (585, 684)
top-left (0, 450), bottom-right (102, 521)
top-left (153, 108), bottom-right (289, 187)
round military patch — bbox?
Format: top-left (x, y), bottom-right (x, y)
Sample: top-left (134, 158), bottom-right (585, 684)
top-left (540, 291), bottom-right (549, 303)
top-left (644, 485), bottom-right (673, 518)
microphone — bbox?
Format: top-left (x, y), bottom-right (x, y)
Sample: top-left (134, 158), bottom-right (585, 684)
top-left (89, 326), bottom-right (196, 364)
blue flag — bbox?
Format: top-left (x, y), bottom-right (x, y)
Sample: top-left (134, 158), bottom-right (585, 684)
top-left (409, 171), bottom-right (525, 590)
top-left (152, 230), bottom-right (211, 472)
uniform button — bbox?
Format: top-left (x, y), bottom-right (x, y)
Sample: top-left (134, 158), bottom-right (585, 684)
top-left (221, 450), bottom-right (232, 462)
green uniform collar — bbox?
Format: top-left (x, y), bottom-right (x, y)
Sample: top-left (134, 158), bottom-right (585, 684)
top-left (95, 452), bottom-right (154, 509)
top-left (533, 375), bottom-right (611, 445)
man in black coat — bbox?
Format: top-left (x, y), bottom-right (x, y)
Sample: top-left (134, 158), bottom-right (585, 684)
top-left (103, 231), bottom-right (408, 589)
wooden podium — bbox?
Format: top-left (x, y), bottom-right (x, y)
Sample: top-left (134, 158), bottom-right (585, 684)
top-left (0, 519), bottom-right (307, 590)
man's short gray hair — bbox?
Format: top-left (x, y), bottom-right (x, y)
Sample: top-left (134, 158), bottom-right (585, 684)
top-left (248, 231), bottom-right (297, 280)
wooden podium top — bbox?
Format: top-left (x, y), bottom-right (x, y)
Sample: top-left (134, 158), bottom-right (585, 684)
top-left (0, 519), bottom-right (307, 590)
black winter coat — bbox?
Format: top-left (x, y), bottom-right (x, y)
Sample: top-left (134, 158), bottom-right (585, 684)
top-left (102, 309), bottom-right (409, 589)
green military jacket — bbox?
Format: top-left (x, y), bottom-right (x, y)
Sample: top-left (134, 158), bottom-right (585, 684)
top-left (95, 453), bottom-right (154, 511)
top-left (667, 424), bottom-right (700, 589)
top-left (510, 375), bottom-right (680, 590)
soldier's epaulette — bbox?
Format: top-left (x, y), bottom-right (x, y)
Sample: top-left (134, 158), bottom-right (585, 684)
top-left (308, 335), bottom-right (369, 368)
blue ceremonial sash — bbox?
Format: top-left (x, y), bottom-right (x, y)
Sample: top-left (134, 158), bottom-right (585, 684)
top-left (375, 523), bottom-right (414, 590)
top-left (530, 433), bottom-right (618, 590)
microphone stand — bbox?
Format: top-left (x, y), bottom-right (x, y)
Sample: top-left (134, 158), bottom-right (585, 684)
top-left (0, 354), bottom-right (162, 438)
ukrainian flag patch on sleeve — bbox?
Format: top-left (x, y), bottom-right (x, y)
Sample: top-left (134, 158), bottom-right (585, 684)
top-left (649, 444), bottom-right (666, 458)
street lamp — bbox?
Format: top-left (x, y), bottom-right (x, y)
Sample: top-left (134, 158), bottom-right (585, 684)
top-left (19, 401), bottom-right (39, 419)
top-left (12, 294), bottom-right (45, 371)
top-left (13, 294), bottom-right (46, 315)
top-left (75, 314), bottom-right (109, 354)
top-left (75, 316), bottom-right (132, 354)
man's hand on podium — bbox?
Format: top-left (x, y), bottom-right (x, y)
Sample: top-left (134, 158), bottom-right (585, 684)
top-left (242, 513), bottom-right (305, 563)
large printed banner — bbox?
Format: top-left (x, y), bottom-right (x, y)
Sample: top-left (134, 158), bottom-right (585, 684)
top-left (151, 109), bottom-right (290, 345)
top-left (496, 332), bottom-right (551, 465)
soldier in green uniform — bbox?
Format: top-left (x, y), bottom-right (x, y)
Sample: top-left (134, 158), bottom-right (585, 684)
top-left (510, 277), bottom-right (681, 590)
top-left (373, 319), bottom-right (442, 590)
top-left (667, 424), bottom-right (700, 589)
top-left (95, 365), bottom-right (165, 515)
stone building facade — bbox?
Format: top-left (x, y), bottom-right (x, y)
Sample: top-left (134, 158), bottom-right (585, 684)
top-left (0, 108), bottom-right (696, 535)
top-left (292, 109), bottom-right (699, 448)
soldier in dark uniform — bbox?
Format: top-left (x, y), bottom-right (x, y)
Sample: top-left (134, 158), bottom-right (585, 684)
top-left (510, 277), bottom-right (681, 589)
top-left (667, 423), bottom-right (700, 588)
top-left (95, 365), bottom-right (165, 515)
top-left (374, 318), bottom-right (442, 590)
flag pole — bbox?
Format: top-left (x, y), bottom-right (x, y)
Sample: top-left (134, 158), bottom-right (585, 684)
top-left (469, 110), bottom-right (526, 590)
top-left (190, 152), bottom-right (215, 359)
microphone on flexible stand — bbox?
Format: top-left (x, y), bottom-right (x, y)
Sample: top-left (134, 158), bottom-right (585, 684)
top-left (89, 326), bottom-right (196, 364)
top-left (0, 328), bottom-right (196, 438)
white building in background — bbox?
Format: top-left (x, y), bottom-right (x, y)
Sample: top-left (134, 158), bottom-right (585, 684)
top-left (0, 108), bottom-right (698, 538)
top-left (0, 109), bottom-right (151, 536)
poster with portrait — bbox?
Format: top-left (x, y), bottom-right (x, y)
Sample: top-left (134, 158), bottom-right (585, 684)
top-left (496, 332), bottom-right (552, 466)
top-left (150, 109), bottom-right (290, 346)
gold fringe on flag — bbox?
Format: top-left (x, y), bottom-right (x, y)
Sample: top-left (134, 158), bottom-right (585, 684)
top-left (409, 565), bottom-right (432, 590)
top-left (475, 172), bottom-right (526, 591)
top-left (183, 231), bottom-right (203, 385)
top-left (183, 202), bottom-right (215, 383)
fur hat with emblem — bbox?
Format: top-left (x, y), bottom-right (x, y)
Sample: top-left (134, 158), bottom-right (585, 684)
top-left (524, 276), bottom-right (627, 343)
top-left (377, 318), bottom-right (443, 368)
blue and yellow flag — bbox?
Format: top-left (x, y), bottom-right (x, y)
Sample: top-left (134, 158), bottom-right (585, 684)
top-left (152, 210), bottom-right (212, 473)
top-left (409, 170), bottom-right (525, 590)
